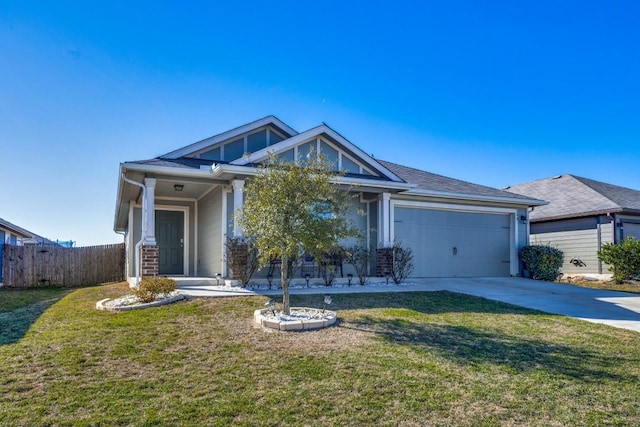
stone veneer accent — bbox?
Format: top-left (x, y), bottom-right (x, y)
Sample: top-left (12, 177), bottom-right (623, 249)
top-left (227, 240), bottom-right (248, 281)
top-left (141, 245), bottom-right (159, 277)
top-left (375, 247), bottom-right (393, 277)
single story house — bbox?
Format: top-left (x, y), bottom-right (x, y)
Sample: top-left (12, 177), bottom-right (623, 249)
top-left (113, 116), bottom-right (545, 285)
top-left (0, 217), bottom-right (35, 285)
top-left (505, 174), bottom-right (640, 276)
top-left (0, 217), bottom-right (33, 246)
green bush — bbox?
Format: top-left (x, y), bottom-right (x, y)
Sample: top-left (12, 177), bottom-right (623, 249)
top-left (133, 277), bottom-right (177, 303)
top-left (598, 237), bottom-right (640, 284)
top-left (520, 245), bottom-right (564, 281)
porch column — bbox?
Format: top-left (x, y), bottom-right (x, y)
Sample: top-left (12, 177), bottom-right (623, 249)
top-left (379, 192), bottom-right (391, 248)
top-left (232, 179), bottom-right (245, 237)
top-left (143, 178), bottom-right (157, 245)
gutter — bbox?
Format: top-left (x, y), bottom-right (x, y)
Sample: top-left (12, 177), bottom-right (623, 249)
top-left (402, 188), bottom-right (549, 206)
top-left (121, 173), bottom-right (146, 288)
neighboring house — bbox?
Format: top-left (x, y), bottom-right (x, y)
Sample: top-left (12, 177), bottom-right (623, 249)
top-left (0, 217), bottom-right (34, 246)
top-left (505, 174), bottom-right (640, 276)
top-left (114, 116), bottom-right (545, 285)
top-left (0, 217), bottom-right (34, 286)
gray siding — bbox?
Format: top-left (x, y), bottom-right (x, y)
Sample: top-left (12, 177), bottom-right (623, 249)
top-left (197, 187), bottom-right (224, 277)
top-left (530, 216), bottom-right (614, 275)
top-left (530, 230), bottom-right (600, 274)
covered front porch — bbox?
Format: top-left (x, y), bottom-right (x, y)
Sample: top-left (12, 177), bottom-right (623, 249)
top-left (117, 161), bottom-right (398, 287)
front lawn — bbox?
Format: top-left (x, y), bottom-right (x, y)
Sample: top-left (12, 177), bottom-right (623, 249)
top-left (565, 279), bottom-right (640, 294)
top-left (1, 282), bottom-right (639, 425)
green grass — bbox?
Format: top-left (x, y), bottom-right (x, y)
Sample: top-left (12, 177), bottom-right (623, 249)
top-left (1, 282), bottom-right (640, 426)
top-left (564, 279), bottom-right (640, 294)
top-left (0, 287), bottom-right (71, 312)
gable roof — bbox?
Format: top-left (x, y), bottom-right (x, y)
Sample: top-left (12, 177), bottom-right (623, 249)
top-left (161, 115), bottom-right (298, 159)
top-left (231, 123), bottom-right (405, 182)
top-left (504, 174), bottom-right (640, 221)
top-left (380, 160), bottom-right (545, 205)
top-left (0, 217), bottom-right (59, 245)
top-left (0, 217), bottom-right (34, 238)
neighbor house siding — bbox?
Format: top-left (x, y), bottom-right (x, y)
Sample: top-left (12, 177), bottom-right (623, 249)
top-left (530, 215), bottom-right (614, 275)
top-left (197, 187), bottom-right (223, 277)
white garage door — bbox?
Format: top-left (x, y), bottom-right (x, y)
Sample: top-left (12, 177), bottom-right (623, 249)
top-left (394, 208), bottom-right (512, 277)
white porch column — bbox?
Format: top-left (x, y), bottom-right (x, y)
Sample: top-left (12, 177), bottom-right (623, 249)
top-left (379, 192), bottom-right (391, 248)
top-left (232, 179), bottom-right (245, 237)
top-left (143, 178), bottom-right (157, 245)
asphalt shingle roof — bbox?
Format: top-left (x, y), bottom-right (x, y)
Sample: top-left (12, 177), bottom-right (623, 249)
top-left (378, 160), bottom-right (536, 201)
top-left (505, 174), bottom-right (640, 221)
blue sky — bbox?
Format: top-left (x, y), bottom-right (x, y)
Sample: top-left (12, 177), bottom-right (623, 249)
top-left (1, 1), bottom-right (639, 246)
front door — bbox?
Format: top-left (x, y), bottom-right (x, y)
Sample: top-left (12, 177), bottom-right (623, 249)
top-left (156, 210), bottom-right (184, 275)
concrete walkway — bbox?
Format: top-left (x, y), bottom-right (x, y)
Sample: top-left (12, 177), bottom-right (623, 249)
top-left (176, 277), bottom-right (640, 333)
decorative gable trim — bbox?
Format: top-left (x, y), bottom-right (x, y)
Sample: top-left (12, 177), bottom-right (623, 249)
top-left (230, 124), bottom-right (405, 183)
top-left (161, 115), bottom-right (298, 159)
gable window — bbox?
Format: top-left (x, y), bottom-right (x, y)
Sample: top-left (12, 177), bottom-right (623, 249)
top-left (247, 130), bottom-right (268, 153)
top-left (298, 140), bottom-right (317, 162)
top-left (278, 148), bottom-right (295, 162)
top-left (341, 155), bottom-right (360, 174)
top-left (320, 141), bottom-right (339, 170)
top-left (224, 138), bottom-right (245, 160)
top-left (269, 131), bottom-right (284, 144)
top-left (201, 146), bottom-right (221, 161)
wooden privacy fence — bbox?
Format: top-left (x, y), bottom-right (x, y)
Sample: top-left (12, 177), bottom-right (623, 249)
top-left (1, 243), bottom-right (125, 288)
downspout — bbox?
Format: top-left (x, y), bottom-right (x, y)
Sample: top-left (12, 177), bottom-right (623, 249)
top-left (121, 173), bottom-right (146, 288)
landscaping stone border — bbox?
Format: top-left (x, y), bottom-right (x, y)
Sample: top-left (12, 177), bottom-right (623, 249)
top-left (96, 294), bottom-right (185, 312)
top-left (254, 307), bottom-right (337, 331)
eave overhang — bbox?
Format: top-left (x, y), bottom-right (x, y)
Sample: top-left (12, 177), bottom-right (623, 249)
top-left (402, 188), bottom-right (549, 207)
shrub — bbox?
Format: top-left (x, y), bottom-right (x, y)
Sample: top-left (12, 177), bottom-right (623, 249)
top-left (391, 241), bottom-right (414, 284)
top-left (598, 237), bottom-right (640, 284)
top-left (133, 277), bottom-right (177, 303)
top-left (344, 244), bottom-right (371, 285)
top-left (520, 245), bottom-right (564, 281)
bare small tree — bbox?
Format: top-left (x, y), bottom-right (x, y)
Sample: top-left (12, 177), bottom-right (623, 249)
top-left (391, 241), bottom-right (414, 284)
top-left (344, 244), bottom-right (371, 285)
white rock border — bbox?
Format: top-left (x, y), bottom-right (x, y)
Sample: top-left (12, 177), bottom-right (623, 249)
top-left (96, 294), bottom-right (185, 312)
top-left (254, 307), bottom-right (337, 331)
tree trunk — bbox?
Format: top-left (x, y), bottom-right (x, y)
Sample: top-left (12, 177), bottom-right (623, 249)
top-left (281, 254), bottom-right (290, 315)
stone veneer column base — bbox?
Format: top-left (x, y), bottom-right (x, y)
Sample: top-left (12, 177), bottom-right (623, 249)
top-left (141, 245), bottom-right (159, 277)
top-left (375, 247), bottom-right (393, 277)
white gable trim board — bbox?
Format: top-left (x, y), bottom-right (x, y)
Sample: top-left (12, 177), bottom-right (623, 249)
top-left (232, 125), bottom-right (404, 182)
top-left (163, 116), bottom-right (298, 159)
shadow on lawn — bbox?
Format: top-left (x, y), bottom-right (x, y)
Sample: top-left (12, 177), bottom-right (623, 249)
top-left (347, 316), bottom-right (627, 382)
top-left (291, 290), bottom-right (533, 315)
top-left (0, 298), bottom-right (63, 346)
top-left (291, 292), bottom-right (629, 382)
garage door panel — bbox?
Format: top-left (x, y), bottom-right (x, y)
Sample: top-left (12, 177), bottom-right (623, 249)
top-left (394, 207), bottom-right (511, 277)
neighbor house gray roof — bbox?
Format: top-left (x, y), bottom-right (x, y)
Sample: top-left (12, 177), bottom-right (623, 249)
top-left (379, 160), bottom-right (540, 203)
top-left (505, 174), bottom-right (640, 222)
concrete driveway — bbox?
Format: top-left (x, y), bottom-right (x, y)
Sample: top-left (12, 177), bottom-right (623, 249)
top-left (176, 277), bottom-right (640, 333)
